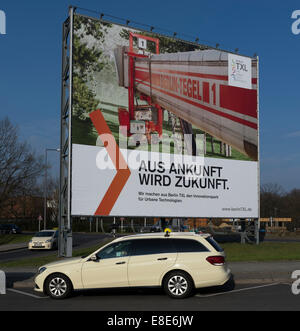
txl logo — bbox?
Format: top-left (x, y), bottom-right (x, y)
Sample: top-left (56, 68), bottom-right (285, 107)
top-left (236, 63), bottom-right (248, 72)
top-left (0, 10), bottom-right (6, 35)
top-left (291, 10), bottom-right (300, 35)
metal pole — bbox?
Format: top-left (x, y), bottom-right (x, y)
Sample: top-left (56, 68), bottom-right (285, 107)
top-left (59, 6), bottom-right (74, 258)
top-left (61, 6), bottom-right (74, 257)
top-left (270, 216), bottom-right (273, 229)
top-left (113, 217), bottom-right (116, 237)
top-left (44, 148), bottom-right (60, 230)
top-left (101, 219), bottom-right (105, 233)
top-left (255, 218), bottom-right (260, 245)
top-left (131, 219), bottom-right (135, 232)
top-left (66, 6), bottom-right (74, 257)
top-left (59, 13), bottom-right (70, 257)
top-left (256, 55), bottom-right (260, 245)
top-left (44, 149), bottom-right (47, 230)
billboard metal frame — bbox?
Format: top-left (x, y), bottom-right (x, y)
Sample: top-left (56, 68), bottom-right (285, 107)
top-left (256, 56), bottom-right (260, 244)
top-left (59, 6), bottom-right (261, 256)
top-left (59, 6), bottom-right (74, 257)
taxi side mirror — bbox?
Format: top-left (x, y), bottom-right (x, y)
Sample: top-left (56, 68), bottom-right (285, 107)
top-left (89, 255), bottom-right (99, 262)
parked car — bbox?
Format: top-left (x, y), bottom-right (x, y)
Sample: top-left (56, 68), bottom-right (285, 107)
top-left (150, 224), bottom-right (162, 232)
top-left (196, 226), bottom-right (265, 243)
top-left (139, 226), bottom-right (153, 233)
top-left (34, 232), bottom-right (233, 299)
top-left (28, 230), bottom-right (58, 250)
top-left (0, 224), bottom-right (22, 234)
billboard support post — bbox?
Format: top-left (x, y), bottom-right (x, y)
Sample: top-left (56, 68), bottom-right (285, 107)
top-left (256, 55), bottom-right (260, 245)
top-left (58, 6), bottom-right (74, 257)
top-left (255, 218), bottom-right (260, 245)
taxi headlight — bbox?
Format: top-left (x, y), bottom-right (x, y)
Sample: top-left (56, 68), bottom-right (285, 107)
top-left (37, 267), bottom-right (47, 275)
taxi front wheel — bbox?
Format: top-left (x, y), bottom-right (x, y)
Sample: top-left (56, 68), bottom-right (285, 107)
top-left (45, 273), bottom-right (73, 299)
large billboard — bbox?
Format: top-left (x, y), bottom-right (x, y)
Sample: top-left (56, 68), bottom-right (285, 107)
top-left (70, 13), bottom-right (259, 218)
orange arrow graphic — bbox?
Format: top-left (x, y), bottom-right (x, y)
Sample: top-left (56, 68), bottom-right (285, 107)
top-left (90, 109), bottom-right (131, 216)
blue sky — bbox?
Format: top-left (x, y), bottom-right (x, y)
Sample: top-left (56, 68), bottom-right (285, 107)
top-left (0, 0), bottom-right (300, 191)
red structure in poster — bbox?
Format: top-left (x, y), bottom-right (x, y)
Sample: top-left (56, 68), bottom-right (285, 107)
top-left (118, 32), bottom-right (163, 143)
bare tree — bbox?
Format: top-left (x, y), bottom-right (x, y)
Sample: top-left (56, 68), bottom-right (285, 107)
top-left (260, 183), bottom-right (285, 218)
top-left (261, 183), bottom-right (285, 196)
top-left (0, 117), bottom-right (45, 212)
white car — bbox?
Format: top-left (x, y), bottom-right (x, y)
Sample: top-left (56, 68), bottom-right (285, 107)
top-left (34, 232), bottom-right (233, 299)
top-left (28, 230), bottom-right (58, 250)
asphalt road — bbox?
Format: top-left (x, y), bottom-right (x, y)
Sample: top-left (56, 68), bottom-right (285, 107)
top-left (0, 283), bottom-right (298, 311)
top-left (0, 233), bottom-right (111, 263)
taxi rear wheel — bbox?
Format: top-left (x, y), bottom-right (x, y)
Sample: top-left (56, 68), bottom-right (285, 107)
top-left (163, 271), bottom-right (194, 299)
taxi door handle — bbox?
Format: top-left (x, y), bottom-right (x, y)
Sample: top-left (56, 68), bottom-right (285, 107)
top-left (157, 257), bottom-right (168, 261)
top-left (116, 261), bottom-right (126, 265)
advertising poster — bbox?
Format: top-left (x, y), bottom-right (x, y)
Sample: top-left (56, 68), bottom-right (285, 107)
top-left (71, 14), bottom-right (259, 218)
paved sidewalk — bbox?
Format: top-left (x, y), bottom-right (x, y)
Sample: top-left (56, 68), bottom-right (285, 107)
top-left (229, 261), bottom-right (299, 283)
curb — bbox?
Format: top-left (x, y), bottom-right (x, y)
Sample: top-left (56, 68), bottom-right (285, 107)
top-left (0, 244), bottom-right (28, 253)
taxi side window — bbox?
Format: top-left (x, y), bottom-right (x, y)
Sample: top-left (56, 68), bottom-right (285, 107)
top-left (97, 241), bottom-right (132, 260)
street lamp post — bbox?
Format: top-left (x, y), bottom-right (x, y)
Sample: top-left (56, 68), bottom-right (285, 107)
top-left (44, 148), bottom-right (60, 230)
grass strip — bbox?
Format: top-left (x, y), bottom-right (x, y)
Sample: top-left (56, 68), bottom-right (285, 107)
top-left (0, 235), bottom-right (32, 246)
